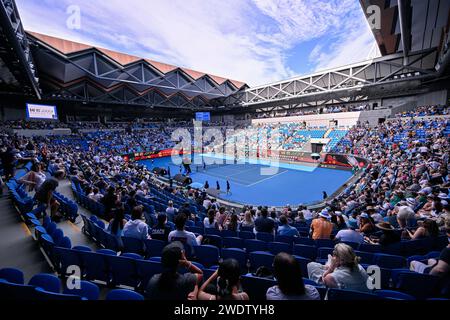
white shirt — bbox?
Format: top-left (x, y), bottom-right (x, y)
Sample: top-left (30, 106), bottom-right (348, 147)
top-left (123, 220), bottom-right (149, 240)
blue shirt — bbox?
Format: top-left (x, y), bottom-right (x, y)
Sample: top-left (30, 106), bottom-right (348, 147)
top-left (277, 224), bottom-right (299, 237)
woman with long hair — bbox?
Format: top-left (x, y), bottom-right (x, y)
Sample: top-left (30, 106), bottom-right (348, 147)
top-left (204, 209), bottom-right (218, 229)
top-left (106, 206), bottom-right (127, 248)
top-left (407, 219), bottom-right (439, 240)
top-left (197, 259), bottom-right (248, 300)
top-left (267, 253), bottom-right (320, 300)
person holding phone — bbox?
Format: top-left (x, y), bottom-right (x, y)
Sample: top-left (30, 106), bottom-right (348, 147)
top-left (145, 241), bottom-right (203, 300)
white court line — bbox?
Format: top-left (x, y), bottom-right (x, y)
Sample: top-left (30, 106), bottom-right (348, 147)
top-left (245, 169), bottom-right (289, 187)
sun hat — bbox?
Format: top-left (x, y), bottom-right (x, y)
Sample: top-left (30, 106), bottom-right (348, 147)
top-left (406, 198), bottom-right (416, 207)
top-left (360, 212), bottom-right (369, 219)
top-left (376, 222), bottom-right (395, 231)
top-left (319, 209), bottom-right (331, 219)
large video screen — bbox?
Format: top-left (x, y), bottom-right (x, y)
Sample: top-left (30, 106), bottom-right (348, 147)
top-left (26, 103), bottom-right (58, 120)
top-left (195, 112), bottom-right (210, 121)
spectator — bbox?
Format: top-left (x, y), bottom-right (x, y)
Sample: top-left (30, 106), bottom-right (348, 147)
top-left (151, 213), bottom-right (171, 242)
top-left (168, 213), bottom-right (203, 254)
top-left (277, 215), bottom-right (299, 237)
top-left (123, 206), bottom-right (150, 241)
top-left (365, 222), bottom-right (401, 246)
top-left (18, 162), bottom-right (46, 191)
top-left (310, 209), bottom-right (333, 240)
top-left (307, 243), bottom-right (369, 292)
top-left (241, 211), bottom-right (255, 228)
top-left (204, 209), bottom-right (218, 229)
top-left (106, 207), bottom-right (127, 248)
top-left (145, 242), bottom-right (203, 300)
top-left (197, 259), bottom-right (249, 301)
top-left (335, 224), bottom-right (364, 244)
top-left (254, 207), bottom-right (275, 234)
top-left (410, 219), bottom-right (450, 282)
top-left (267, 253), bottom-right (320, 300)
top-left (406, 219), bottom-right (439, 240)
top-left (226, 214), bottom-right (239, 232)
top-left (34, 170), bottom-right (65, 221)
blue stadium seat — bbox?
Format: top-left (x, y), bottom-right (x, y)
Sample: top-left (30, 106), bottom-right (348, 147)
top-left (238, 231), bottom-right (255, 240)
top-left (35, 287), bottom-right (84, 300)
top-left (395, 272), bottom-right (441, 300)
top-left (294, 237), bottom-right (315, 246)
top-left (359, 243), bottom-right (382, 253)
top-left (241, 275), bottom-right (276, 300)
top-left (79, 250), bottom-right (115, 283)
top-left (203, 234), bottom-right (223, 248)
top-left (53, 247), bottom-right (82, 276)
top-left (267, 242), bottom-right (292, 255)
top-left (221, 248), bottom-right (247, 273)
top-left (293, 244), bottom-right (317, 260)
top-left (244, 239), bottom-right (267, 253)
top-left (249, 251), bottom-right (274, 272)
top-left (375, 290), bottom-right (415, 300)
top-left (0, 279), bottom-right (38, 300)
top-left (194, 245), bottom-right (220, 267)
top-left (315, 239), bottom-right (335, 248)
top-left (327, 288), bottom-right (380, 300)
top-left (373, 253), bottom-right (405, 269)
top-left (144, 239), bottom-right (166, 258)
top-left (122, 237), bottom-right (144, 254)
top-left (28, 273), bottom-right (61, 293)
top-left (292, 255), bottom-right (312, 277)
top-left (106, 289), bottom-right (144, 300)
top-left (221, 230), bottom-right (238, 238)
top-left (0, 268), bottom-right (24, 284)
top-left (354, 250), bottom-right (375, 265)
top-left (135, 260), bottom-right (164, 291)
top-left (256, 232), bottom-right (274, 242)
top-left (105, 255), bottom-right (139, 289)
top-left (275, 235), bottom-right (295, 244)
top-left (63, 280), bottom-right (100, 300)
top-left (222, 237), bottom-right (245, 249)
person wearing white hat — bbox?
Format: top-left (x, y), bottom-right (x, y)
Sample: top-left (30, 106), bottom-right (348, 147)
top-left (394, 197), bottom-right (417, 228)
top-left (310, 209), bottom-right (333, 240)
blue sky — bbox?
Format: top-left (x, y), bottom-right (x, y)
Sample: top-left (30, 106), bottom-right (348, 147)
top-left (16, 0), bottom-right (379, 86)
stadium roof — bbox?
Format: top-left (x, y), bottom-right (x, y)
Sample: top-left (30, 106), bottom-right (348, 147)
top-left (360, 0), bottom-right (450, 57)
top-left (27, 31), bottom-right (246, 90)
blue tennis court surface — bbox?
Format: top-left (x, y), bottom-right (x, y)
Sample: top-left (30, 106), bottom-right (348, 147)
top-left (141, 154), bottom-right (352, 206)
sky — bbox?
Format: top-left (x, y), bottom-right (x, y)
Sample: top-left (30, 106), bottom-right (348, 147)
top-left (16, 0), bottom-right (380, 87)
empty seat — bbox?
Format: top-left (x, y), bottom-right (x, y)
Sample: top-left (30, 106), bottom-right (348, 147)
top-left (194, 245), bottom-right (220, 267)
top-left (105, 255), bottom-right (139, 289)
top-left (106, 289), bottom-right (144, 300)
top-left (221, 248), bottom-right (247, 273)
top-left (35, 287), bottom-right (83, 300)
top-left (375, 290), bottom-right (415, 300)
top-left (267, 242), bottom-right (292, 255)
top-left (293, 244), bottom-right (317, 260)
top-left (222, 237), bottom-right (245, 249)
top-left (144, 239), bottom-right (166, 258)
top-left (238, 231), bottom-right (255, 240)
top-left (396, 272), bottom-right (440, 300)
top-left (241, 275), bottom-right (276, 300)
top-left (0, 268), bottom-right (24, 284)
top-left (327, 288), bottom-right (380, 300)
top-left (63, 280), bottom-right (100, 300)
top-left (122, 237), bottom-right (144, 254)
top-left (244, 239), bottom-right (267, 253)
top-left (256, 232), bottom-right (274, 242)
top-left (28, 273), bottom-right (61, 293)
top-left (373, 253), bottom-right (405, 269)
top-left (249, 251), bottom-right (274, 272)
top-left (203, 234), bottom-right (223, 248)
top-left (294, 237), bottom-right (315, 246)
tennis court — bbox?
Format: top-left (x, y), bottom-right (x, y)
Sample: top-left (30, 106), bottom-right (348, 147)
top-left (141, 153), bottom-right (353, 206)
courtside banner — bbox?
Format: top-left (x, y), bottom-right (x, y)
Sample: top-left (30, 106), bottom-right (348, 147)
top-left (122, 149), bottom-right (188, 162)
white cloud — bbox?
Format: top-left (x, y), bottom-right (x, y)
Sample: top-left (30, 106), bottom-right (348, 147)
top-left (16, 0), bottom-right (378, 86)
